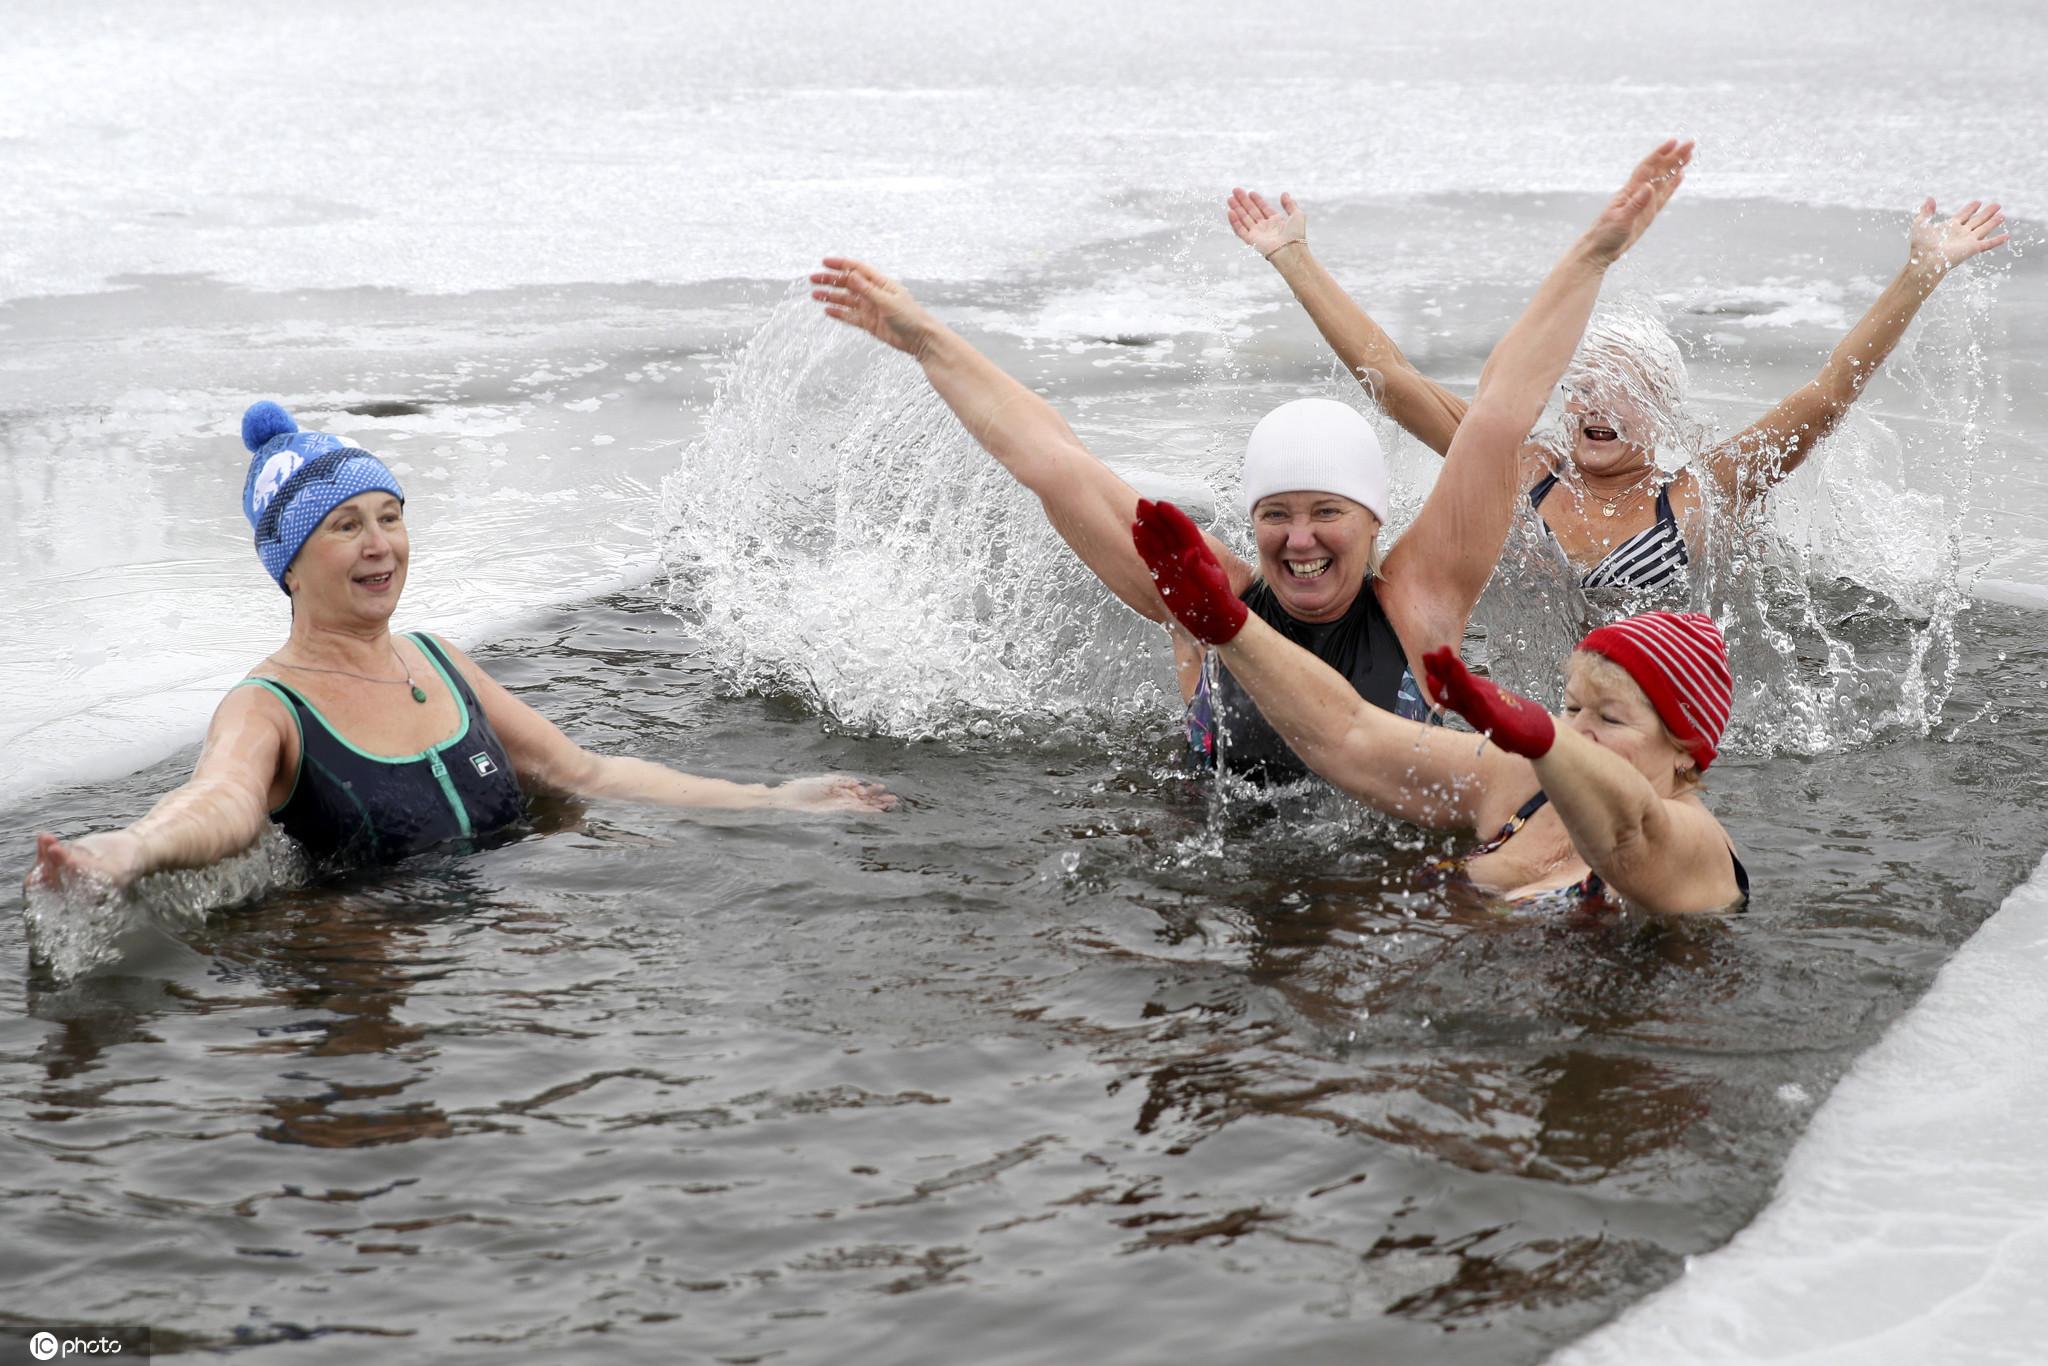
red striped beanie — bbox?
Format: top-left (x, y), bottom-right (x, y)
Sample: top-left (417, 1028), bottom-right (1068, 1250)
top-left (1575, 611), bottom-right (1733, 771)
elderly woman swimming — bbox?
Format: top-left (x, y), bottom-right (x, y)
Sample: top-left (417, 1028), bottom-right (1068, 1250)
top-left (816, 142), bottom-right (1691, 781)
top-left (1135, 496), bottom-right (1745, 913)
top-left (1228, 184), bottom-right (2009, 597)
top-left (26, 403), bottom-right (894, 894)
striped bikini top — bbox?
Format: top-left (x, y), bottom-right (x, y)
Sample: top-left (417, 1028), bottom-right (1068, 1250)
top-left (1530, 472), bottom-right (1690, 593)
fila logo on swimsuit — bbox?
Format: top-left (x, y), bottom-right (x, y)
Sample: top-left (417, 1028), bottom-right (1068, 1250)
top-left (250, 450), bottom-right (305, 517)
top-left (470, 753), bottom-right (497, 777)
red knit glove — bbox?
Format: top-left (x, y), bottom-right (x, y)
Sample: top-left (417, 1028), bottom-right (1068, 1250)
top-left (1423, 646), bottom-right (1556, 758)
top-left (1132, 499), bottom-right (1248, 645)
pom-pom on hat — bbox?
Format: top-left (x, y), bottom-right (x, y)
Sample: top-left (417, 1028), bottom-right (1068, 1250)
top-left (239, 401), bottom-right (405, 594)
top-left (1576, 610), bottom-right (1733, 771)
top-left (1241, 398), bottom-right (1389, 522)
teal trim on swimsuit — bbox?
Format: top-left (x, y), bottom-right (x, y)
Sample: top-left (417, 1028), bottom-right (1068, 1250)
top-left (244, 632), bottom-right (472, 765)
top-left (426, 750), bottom-right (474, 840)
top-left (231, 676), bottom-right (306, 817)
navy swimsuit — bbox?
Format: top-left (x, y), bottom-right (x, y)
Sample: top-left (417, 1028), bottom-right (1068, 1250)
top-left (1186, 579), bottom-right (1435, 782)
top-left (238, 633), bottom-right (526, 868)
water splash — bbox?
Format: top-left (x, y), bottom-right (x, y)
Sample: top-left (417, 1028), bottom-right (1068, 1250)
top-left (1470, 284), bottom-right (2002, 757)
top-left (22, 828), bottom-right (308, 982)
top-left (658, 297), bottom-right (1175, 746)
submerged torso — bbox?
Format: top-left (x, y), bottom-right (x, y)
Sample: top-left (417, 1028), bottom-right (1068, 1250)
top-left (1529, 471), bottom-right (1691, 595)
top-left (239, 632), bottom-right (525, 867)
top-left (1188, 579), bottom-right (1428, 783)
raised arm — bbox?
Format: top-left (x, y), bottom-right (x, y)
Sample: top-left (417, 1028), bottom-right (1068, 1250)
top-left (1131, 498), bottom-right (1506, 828)
top-left (25, 686), bottom-right (286, 894)
top-left (812, 258), bottom-right (1252, 617)
top-left (1229, 188), bottom-right (1469, 457)
top-left (1422, 648), bottom-right (1740, 914)
top-left (439, 640), bottom-right (895, 814)
top-left (1703, 197), bottom-right (2009, 503)
top-left (1380, 140), bottom-right (1693, 658)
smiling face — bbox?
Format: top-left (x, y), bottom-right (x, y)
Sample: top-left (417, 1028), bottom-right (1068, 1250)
top-left (282, 492), bottom-right (409, 625)
top-left (1250, 491), bottom-right (1381, 624)
top-left (1561, 651), bottom-right (1694, 793)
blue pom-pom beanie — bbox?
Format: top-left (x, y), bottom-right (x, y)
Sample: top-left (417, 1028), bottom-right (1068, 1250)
top-left (239, 401), bottom-right (405, 593)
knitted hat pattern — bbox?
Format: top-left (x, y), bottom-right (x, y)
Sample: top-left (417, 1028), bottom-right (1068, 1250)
top-left (1241, 398), bottom-right (1390, 522)
top-left (239, 401), bottom-right (405, 594)
top-left (1575, 610), bottom-right (1733, 771)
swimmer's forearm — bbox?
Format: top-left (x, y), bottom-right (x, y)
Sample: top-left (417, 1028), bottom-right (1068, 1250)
top-left (122, 778), bottom-right (272, 881)
top-left (1706, 261), bottom-right (1949, 497)
top-left (1266, 243), bottom-right (1466, 456)
top-left (916, 326), bottom-right (1089, 486)
top-left (570, 755), bottom-right (785, 809)
top-left (1474, 238), bottom-right (1611, 420)
top-left (1216, 623), bottom-right (1474, 829)
top-left (916, 325), bottom-right (1177, 621)
top-left (1819, 261), bottom-right (1946, 404)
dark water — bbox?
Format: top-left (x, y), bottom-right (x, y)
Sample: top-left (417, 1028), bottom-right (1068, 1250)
top-left (6, 591), bottom-right (2046, 1364)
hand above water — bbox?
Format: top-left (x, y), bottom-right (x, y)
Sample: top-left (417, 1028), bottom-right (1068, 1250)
top-left (775, 774), bottom-right (899, 814)
top-left (1422, 647), bottom-right (1557, 759)
top-left (1581, 139), bottom-right (1693, 266)
top-left (811, 258), bottom-right (943, 361)
top-left (1227, 188), bottom-right (1307, 262)
top-left (1907, 198), bottom-right (2010, 276)
top-left (1131, 498), bottom-right (1247, 645)
top-left (24, 830), bottom-right (145, 897)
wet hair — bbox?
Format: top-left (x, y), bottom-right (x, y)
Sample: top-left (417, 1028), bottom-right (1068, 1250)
top-left (1557, 305), bottom-right (1701, 458)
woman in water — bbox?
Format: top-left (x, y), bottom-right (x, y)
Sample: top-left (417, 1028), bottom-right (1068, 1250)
top-left (1227, 185), bottom-right (2010, 596)
top-left (25, 403), bottom-right (895, 894)
top-left (814, 142), bottom-right (1691, 781)
top-left (1131, 500), bottom-right (1746, 914)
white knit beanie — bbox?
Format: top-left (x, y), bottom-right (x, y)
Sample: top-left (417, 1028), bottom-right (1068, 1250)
top-left (1241, 398), bottom-right (1389, 521)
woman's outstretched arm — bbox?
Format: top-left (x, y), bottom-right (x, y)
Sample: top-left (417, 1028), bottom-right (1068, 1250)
top-left (1380, 140), bottom-right (1693, 663)
top-left (25, 686), bottom-right (287, 894)
top-left (440, 640), bottom-right (896, 814)
top-left (1703, 198), bottom-right (2009, 503)
top-left (812, 258), bottom-right (1252, 619)
top-left (1229, 188), bottom-right (1469, 457)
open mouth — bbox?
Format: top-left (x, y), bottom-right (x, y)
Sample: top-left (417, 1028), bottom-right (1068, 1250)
top-left (1284, 558), bottom-right (1332, 581)
top-left (355, 571), bottom-right (394, 590)
top-left (1582, 424), bottom-right (1619, 443)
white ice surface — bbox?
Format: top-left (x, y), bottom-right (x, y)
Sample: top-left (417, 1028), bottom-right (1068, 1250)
top-left (1554, 850), bottom-right (2048, 1366)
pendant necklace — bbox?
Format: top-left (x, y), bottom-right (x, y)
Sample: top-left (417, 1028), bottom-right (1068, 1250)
top-left (1595, 467), bottom-right (1659, 518)
top-left (273, 646), bottom-right (430, 703)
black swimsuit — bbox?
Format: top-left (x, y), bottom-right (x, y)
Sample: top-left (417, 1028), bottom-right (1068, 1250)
top-left (238, 633), bottom-right (525, 868)
top-left (1463, 789), bottom-right (1750, 910)
top-left (1187, 579), bottom-right (1431, 782)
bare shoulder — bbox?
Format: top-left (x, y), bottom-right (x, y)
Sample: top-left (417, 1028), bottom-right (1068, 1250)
top-left (216, 675), bottom-right (294, 733)
top-left (1655, 791), bottom-right (1742, 884)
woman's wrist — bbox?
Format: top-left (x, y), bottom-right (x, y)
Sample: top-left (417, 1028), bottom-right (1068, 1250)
top-left (1901, 252), bottom-right (1951, 288)
top-left (1264, 238), bottom-right (1309, 264)
top-left (1571, 232), bottom-right (1622, 270)
top-left (87, 828), bottom-right (152, 887)
top-left (912, 320), bottom-right (961, 369)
